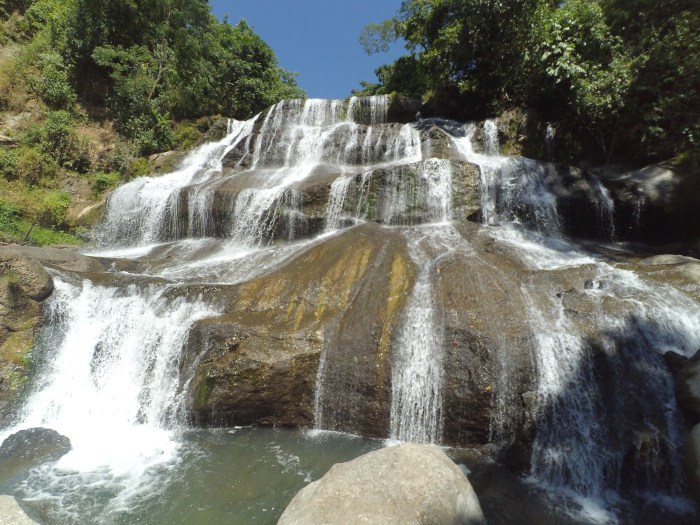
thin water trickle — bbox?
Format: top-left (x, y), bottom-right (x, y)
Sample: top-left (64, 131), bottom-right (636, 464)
top-left (389, 228), bottom-right (448, 444)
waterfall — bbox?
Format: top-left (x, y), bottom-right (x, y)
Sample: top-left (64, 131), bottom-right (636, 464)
top-left (389, 229), bottom-right (447, 444)
top-left (6, 96), bottom-right (699, 523)
top-left (450, 122), bottom-right (700, 516)
top-left (483, 119), bottom-right (500, 155)
top-left (389, 160), bottom-right (456, 443)
top-left (324, 176), bottom-right (354, 232)
top-left (4, 275), bottom-right (220, 511)
top-left (94, 119), bottom-right (253, 246)
top-left (96, 97), bottom-right (421, 250)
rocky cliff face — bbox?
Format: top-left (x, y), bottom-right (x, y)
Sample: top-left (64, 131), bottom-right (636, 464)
top-left (0, 249), bottom-right (53, 424)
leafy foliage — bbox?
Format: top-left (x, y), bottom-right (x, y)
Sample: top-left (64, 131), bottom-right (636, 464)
top-left (0, 0), bottom-right (304, 244)
top-left (360, 0), bottom-right (699, 165)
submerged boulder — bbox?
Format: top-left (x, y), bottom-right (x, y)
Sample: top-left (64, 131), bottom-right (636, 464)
top-left (277, 443), bottom-right (486, 525)
top-left (0, 427), bottom-right (71, 484)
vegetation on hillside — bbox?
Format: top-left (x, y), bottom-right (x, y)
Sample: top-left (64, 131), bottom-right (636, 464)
top-left (0, 0), bottom-right (304, 245)
top-left (357, 0), bottom-right (699, 167)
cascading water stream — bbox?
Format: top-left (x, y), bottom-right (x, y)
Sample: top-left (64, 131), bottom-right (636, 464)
top-left (94, 119), bottom-right (253, 246)
top-left (451, 120), bottom-right (700, 518)
top-left (389, 229), bottom-right (448, 444)
top-left (2, 274), bottom-right (220, 517)
top-left (388, 160), bottom-right (455, 443)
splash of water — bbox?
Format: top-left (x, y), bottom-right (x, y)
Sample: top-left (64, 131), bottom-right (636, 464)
top-left (4, 275), bottom-right (220, 514)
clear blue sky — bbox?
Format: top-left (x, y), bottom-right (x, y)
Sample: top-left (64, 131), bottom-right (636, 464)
top-left (209, 0), bottom-right (406, 99)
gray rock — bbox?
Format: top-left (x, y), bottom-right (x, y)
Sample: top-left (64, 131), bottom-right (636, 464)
top-left (686, 424), bottom-right (700, 505)
top-left (0, 428), bottom-right (72, 484)
top-left (676, 351), bottom-right (700, 422)
top-left (0, 496), bottom-right (38, 525)
top-left (0, 245), bottom-right (103, 274)
top-left (148, 150), bottom-right (186, 173)
top-left (677, 263), bottom-right (700, 285)
top-left (640, 254), bottom-right (700, 266)
top-left (0, 252), bottom-right (53, 301)
top-left (277, 443), bottom-right (486, 525)
top-left (0, 251), bottom-right (59, 423)
top-left (601, 162), bottom-right (700, 244)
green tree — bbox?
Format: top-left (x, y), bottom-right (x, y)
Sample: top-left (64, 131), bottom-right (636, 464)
top-left (528, 0), bottom-right (634, 161)
top-left (360, 0), bottom-right (546, 108)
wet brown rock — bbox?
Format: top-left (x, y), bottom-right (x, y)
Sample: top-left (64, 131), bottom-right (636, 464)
top-left (0, 252), bottom-right (53, 301)
top-left (387, 95), bottom-right (422, 124)
top-left (0, 245), bottom-right (104, 274)
top-left (0, 427), bottom-right (71, 484)
top-left (149, 150), bottom-right (187, 173)
top-left (183, 224), bottom-right (414, 437)
top-left (185, 317), bottom-right (322, 428)
top-left (0, 249), bottom-right (59, 424)
top-left (686, 424), bottom-right (700, 505)
top-left (602, 163), bottom-right (700, 245)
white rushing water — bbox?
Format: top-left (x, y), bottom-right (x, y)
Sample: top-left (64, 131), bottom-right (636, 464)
top-left (97, 97), bottom-right (421, 250)
top-left (388, 159), bottom-right (457, 443)
top-left (389, 228), bottom-right (450, 444)
top-left (451, 120), bottom-right (700, 520)
top-left (94, 119), bottom-right (254, 246)
top-left (3, 276), bottom-right (220, 514)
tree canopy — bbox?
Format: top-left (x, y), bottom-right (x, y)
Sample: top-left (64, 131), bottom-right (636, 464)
top-left (358, 0), bottom-right (699, 166)
top-left (2, 0), bottom-right (304, 154)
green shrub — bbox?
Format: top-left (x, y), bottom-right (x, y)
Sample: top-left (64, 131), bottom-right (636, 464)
top-left (22, 111), bottom-right (90, 172)
top-left (16, 0), bottom-right (53, 38)
top-left (15, 146), bottom-right (58, 185)
top-left (28, 225), bottom-right (82, 246)
top-left (0, 1), bottom-right (32, 19)
top-left (38, 53), bottom-right (76, 109)
top-left (173, 123), bottom-right (201, 151)
top-left (0, 148), bottom-right (18, 180)
top-left (90, 171), bottom-right (120, 197)
top-left (127, 111), bottom-right (174, 156)
top-left (126, 157), bottom-right (151, 179)
top-left (0, 198), bottom-right (21, 232)
top-left (39, 190), bottom-right (70, 227)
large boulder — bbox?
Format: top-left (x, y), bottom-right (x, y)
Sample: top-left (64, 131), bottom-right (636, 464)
top-left (0, 427), bottom-right (71, 484)
top-left (180, 219), bottom-right (690, 486)
top-left (0, 252), bottom-right (53, 302)
top-left (184, 316), bottom-right (322, 428)
top-left (686, 424), bottom-right (700, 505)
top-left (277, 443), bottom-right (486, 525)
top-left (0, 249), bottom-right (57, 424)
top-left (676, 350), bottom-right (700, 422)
top-left (0, 496), bottom-right (38, 525)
